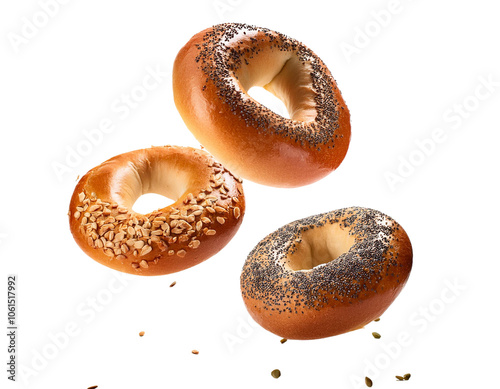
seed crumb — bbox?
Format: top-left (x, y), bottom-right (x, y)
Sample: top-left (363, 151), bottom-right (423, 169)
top-left (374, 318), bottom-right (380, 322)
top-left (139, 331), bottom-right (145, 337)
top-left (170, 281), bottom-right (176, 287)
top-left (271, 369), bottom-right (281, 379)
top-left (396, 375), bottom-right (404, 381)
top-left (403, 373), bottom-right (411, 380)
top-left (365, 377), bottom-right (373, 387)
top-left (192, 350), bottom-right (199, 355)
top-left (88, 386), bottom-right (98, 389)
top-left (372, 332), bottom-right (381, 339)
top-left (280, 338), bottom-right (287, 344)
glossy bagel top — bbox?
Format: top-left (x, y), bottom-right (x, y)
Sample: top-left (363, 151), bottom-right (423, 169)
top-left (69, 146), bottom-right (245, 276)
top-left (240, 207), bottom-right (412, 339)
top-left (173, 23), bottom-right (351, 188)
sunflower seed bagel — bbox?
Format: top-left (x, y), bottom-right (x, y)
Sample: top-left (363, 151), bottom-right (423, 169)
top-left (69, 146), bottom-right (245, 276)
top-left (240, 207), bottom-right (412, 339)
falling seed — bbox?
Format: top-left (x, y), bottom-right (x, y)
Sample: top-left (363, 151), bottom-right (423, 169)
top-left (192, 350), bottom-right (199, 355)
top-left (403, 373), bottom-right (411, 380)
top-left (374, 318), bottom-right (380, 322)
top-left (372, 332), bottom-right (381, 339)
top-left (139, 331), bottom-right (145, 337)
top-left (170, 281), bottom-right (176, 287)
top-left (365, 377), bottom-right (373, 387)
top-left (396, 376), bottom-right (404, 381)
top-left (280, 338), bottom-right (287, 344)
top-left (271, 369), bottom-right (281, 379)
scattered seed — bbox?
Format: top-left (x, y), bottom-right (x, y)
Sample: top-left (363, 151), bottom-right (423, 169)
top-left (214, 206), bottom-right (226, 213)
top-left (178, 234), bottom-right (189, 243)
top-left (139, 331), bottom-right (145, 337)
top-left (114, 232), bottom-right (125, 242)
top-left (403, 374), bottom-right (411, 380)
top-left (374, 318), bottom-right (380, 322)
top-left (170, 281), bottom-right (176, 287)
top-left (192, 350), bottom-right (199, 355)
top-left (271, 369), bottom-right (281, 379)
top-left (280, 338), bottom-right (287, 344)
top-left (134, 240), bottom-right (145, 249)
top-left (140, 245), bottom-right (152, 256)
top-left (88, 204), bottom-right (101, 212)
top-left (365, 377), bottom-right (373, 387)
top-left (189, 240), bottom-right (201, 249)
top-left (372, 332), bottom-right (381, 339)
top-left (88, 386), bottom-right (98, 389)
top-left (105, 231), bottom-right (115, 241)
top-left (396, 376), bottom-right (404, 381)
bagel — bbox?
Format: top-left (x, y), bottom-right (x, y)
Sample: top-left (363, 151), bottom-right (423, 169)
top-left (173, 23), bottom-right (351, 188)
top-left (240, 207), bottom-right (412, 340)
top-left (68, 146), bottom-right (245, 276)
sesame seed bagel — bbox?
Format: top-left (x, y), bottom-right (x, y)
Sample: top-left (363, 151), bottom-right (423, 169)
top-left (240, 207), bottom-right (412, 340)
top-left (173, 23), bottom-right (351, 188)
top-left (69, 146), bottom-right (245, 276)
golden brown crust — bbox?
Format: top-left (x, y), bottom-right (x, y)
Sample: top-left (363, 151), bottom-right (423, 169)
top-left (240, 207), bottom-right (412, 340)
top-left (173, 23), bottom-right (351, 188)
top-left (69, 146), bottom-right (245, 276)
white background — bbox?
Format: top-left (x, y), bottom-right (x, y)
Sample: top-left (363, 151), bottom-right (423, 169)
top-left (1, 0), bottom-right (499, 388)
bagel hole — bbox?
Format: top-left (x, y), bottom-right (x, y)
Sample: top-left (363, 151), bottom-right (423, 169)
top-left (248, 87), bottom-right (290, 119)
top-left (285, 224), bottom-right (356, 271)
top-left (132, 193), bottom-right (176, 214)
